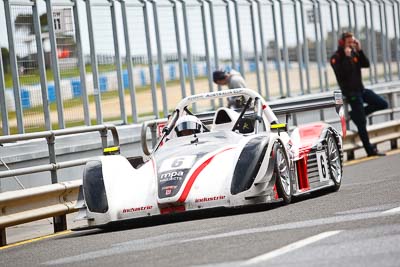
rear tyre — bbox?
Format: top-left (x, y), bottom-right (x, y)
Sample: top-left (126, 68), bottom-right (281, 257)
top-left (274, 142), bottom-right (292, 204)
top-left (327, 133), bottom-right (342, 191)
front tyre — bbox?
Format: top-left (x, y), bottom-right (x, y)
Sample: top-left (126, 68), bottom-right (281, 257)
top-left (274, 142), bottom-right (292, 204)
top-left (327, 133), bottom-right (342, 191)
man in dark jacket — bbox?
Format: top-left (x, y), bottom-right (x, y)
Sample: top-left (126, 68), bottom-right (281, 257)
top-left (331, 32), bottom-right (388, 157)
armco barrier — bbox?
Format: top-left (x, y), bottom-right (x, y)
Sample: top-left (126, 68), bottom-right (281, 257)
top-left (344, 120), bottom-right (400, 160)
top-left (0, 180), bottom-right (81, 246)
top-left (0, 124), bottom-right (120, 246)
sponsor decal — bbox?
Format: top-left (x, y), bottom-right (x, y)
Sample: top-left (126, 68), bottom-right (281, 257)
top-left (162, 185), bottom-right (177, 196)
top-left (159, 170), bottom-right (185, 183)
top-left (186, 89), bottom-right (244, 101)
top-left (122, 205), bottom-right (153, 213)
top-left (195, 195), bottom-right (226, 203)
top-left (158, 169), bottom-right (190, 198)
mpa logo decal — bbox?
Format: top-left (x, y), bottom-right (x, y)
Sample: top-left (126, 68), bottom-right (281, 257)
top-left (158, 169), bottom-right (190, 198)
top-left (159, 170), bottom-right (185, 183)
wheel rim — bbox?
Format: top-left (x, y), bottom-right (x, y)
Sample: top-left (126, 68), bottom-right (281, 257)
top-left (277, 147), bottom-right (291, 195)
top-left (328, 136), bottom-right (341, 183)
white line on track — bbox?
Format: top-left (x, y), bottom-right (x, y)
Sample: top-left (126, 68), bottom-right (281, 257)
top-left (243, 231), bottom-right (342, 266)
top-left (382, 206), bottom-right (400, 214)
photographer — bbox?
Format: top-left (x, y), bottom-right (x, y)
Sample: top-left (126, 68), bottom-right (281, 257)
top-left (330, 32), bottom-right (388, 157)
top-left (213, 69), bottom-right (247, 108)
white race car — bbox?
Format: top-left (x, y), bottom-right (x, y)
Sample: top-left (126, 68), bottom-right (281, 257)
top-left (77, 89), bottom-right (345, 228)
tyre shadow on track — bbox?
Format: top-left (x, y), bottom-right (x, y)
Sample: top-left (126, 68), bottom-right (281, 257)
top-left (65, 201), bottom-right (287, 239)
top-left (64, 190), bottom-right (338, 240)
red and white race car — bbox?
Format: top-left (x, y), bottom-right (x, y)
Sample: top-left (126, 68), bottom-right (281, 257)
top-left (77, 88), bottom-right (345, 228)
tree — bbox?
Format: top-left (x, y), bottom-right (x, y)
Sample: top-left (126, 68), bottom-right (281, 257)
top-left (1, 47), bottom-right (10, 73)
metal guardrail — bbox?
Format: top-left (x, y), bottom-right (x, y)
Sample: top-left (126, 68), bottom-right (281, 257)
top-left (0, 124), bottom-right (119, 246)
top-left (0, 179), bottom-right (81, 246)
top-left (344, 120), bottom-right (400, 160)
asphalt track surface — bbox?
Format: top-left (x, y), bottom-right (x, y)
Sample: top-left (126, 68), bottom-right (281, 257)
top-left (1, 152), bottom-right (400, 267)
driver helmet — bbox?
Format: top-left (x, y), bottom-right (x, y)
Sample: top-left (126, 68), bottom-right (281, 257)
top-left (174, 115), bottom-right (202, 137)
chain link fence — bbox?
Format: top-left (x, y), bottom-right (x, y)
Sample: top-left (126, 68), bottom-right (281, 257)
top-left (1, 0), bottom-right (400, 135)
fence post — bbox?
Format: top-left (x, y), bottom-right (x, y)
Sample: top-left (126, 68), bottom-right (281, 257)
top-left (231, 0), bottom-right (245, 78)
top-left (351, 0), bottom-right (359, 36)
top-left (179, 0), bottom-right (197, 112)
top-left (4, 0), bottom-right (24, 134)
top-left (85, 0), bottom-right (103, 124)
top-left (389, 0), bottom-right (400, 80)
top-left (269, 0), bottom-right (284, 97)
top-left (33, 0), bottom-right (51, 131)
top-left (311, 0), bottom-right (324, 94)
top-left (0, 42), bottom-right (9, 135)
top-left (47, 133), bottom-right (67, 232)
top-left (100, 128), bottom-right (108, 149)
top-left (0, 228), bottom-right (6, 247)
top-left (254, 0), bottom-right (270, 99)
top-left (382, 1), bottom-right (392, 81)
top-left (170, 0), bottom-right (187, 100)
top-left (292, 0), bottom-right (304, 95)
top-left (140, 0), bottom-right (160, 118)
top-left (109, 0), bottom-right (127, 124)
top-left (278, 0), bottom-right (291, 97)
top-left (248, 0), bottom-right (262, 95)
top-left (206, 0), bottom-right (222, 106)
top-left (199, 0), bottom-right (215, 109)
top-left (317, 1), bottom-right (329, 92)
top-left (150, 0), bottom-right (169, 117)
top-left (367, 0), bottom-right (378, 83)
top-left (223, 0), bottom-right (236, 72)
top-left (333, 0), bottom-right (341, 33)
top-left (299, 0), bottom-right (311, 94)
top-left (359, 0), bottom-right (374, 84)
top-left (45, 0), bottom-right (64, 129)
top-left (345, 0), bottom-right (353, 30)
top-left (72, 0), bottom-right (90, 126)
top-left (120, 0), bottom-right (138, 123)
top-left (329, 1), bottom-right (337, 53)
top-left (377, 0), bottom-right (388, 81)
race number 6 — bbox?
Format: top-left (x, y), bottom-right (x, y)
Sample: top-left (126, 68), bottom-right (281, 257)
top-left (159, 155), bottom-right (197, 172)
top-left (171, 158), bottom-right (184, 168)
top-left (317, 150), bottom-right (329, 182)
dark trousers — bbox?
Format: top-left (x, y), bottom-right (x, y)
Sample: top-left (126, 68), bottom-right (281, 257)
top-left (348, 88), bottom-right (388, 155)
